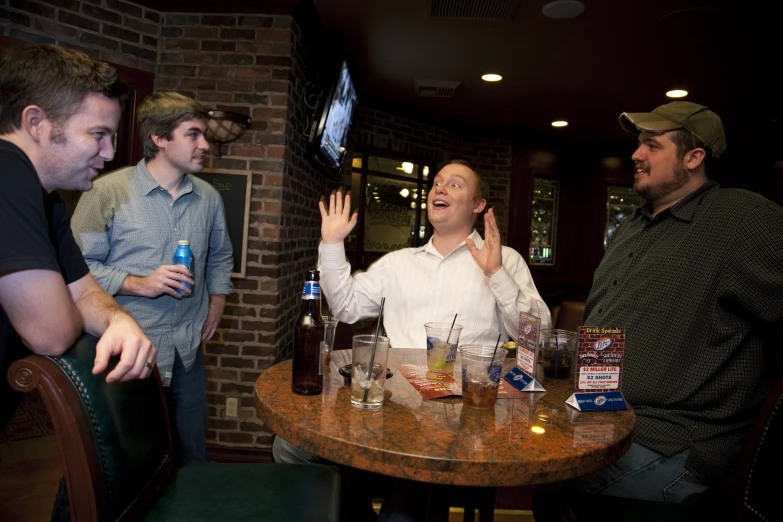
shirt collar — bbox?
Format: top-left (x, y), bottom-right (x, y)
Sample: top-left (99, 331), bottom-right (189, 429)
top-left (134, 159), bottom-right (198, 198)
top-left (419, 229), bottom-right (483, 258)
top-left (637, 180), bottom-right (719, 223)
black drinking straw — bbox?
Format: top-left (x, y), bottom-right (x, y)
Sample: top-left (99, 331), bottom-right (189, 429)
top-left (363, 297), bottom-right (386, 402)
top-left (488, 333), bottom-right (503, 375)
top-left (445, 314), bottom-right (458, 344)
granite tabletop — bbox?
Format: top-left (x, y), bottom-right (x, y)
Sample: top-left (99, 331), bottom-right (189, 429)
top-left (255, 348), bottom-right (635, 486)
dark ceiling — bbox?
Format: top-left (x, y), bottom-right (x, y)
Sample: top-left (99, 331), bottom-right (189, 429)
top-left (309, 0), bottom-right (782, 149)
top-left (139, 0), bottom-right (782, 151)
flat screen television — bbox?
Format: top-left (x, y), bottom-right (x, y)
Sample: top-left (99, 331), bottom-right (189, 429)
top-left (309, 60), bottom-right (358, 176)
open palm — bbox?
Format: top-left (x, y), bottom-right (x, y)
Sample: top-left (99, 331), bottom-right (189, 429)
top-left (466, 208), bottom-right (503, 277)
top-left (319, 189), bottom-right (358, 244)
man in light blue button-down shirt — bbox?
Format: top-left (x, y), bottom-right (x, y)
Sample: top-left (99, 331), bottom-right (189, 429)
top-left (71, 92), bottom-right (234, 465)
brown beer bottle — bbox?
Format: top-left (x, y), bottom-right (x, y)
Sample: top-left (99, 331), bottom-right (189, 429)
top-left (292, 269), bottom-right (325, 395)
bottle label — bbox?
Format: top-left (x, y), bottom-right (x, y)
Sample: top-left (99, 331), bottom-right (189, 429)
top-left (302, 282), bottom-right (321, 299)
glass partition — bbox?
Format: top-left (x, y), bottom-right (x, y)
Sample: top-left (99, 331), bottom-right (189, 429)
top-left (347, 153), bottom-right (433, 269)
top-left (605, 186), bottom-right (644, 248)
top-left (529, 178), bottom-right (558, 265)
top-left (364, 175), bottom-right (420, 252)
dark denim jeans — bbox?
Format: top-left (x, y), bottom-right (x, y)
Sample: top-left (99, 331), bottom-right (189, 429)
top-left (165, 348), bottom-right (209, 466)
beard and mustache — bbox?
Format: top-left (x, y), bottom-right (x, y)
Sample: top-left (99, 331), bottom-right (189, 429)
top-left (633, 161), bottom-right (690, 203)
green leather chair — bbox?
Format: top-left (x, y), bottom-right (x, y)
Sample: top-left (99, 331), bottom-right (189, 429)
top-left (7, 334), bottom-right (341, 522)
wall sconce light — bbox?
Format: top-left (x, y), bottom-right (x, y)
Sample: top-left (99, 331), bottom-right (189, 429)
top-left (205, 110), bottom-right (252, 156)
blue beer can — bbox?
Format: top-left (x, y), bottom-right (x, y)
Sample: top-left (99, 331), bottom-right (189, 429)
top-left (173, 240), bottom-right (194, 295)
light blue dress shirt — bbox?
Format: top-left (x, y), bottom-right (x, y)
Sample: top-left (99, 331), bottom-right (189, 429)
top-left (71, 160), bottom-right (233, 385)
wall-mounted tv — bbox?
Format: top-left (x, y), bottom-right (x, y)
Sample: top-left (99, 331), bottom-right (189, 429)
top-left (308, 60), bottom-right (358, 177)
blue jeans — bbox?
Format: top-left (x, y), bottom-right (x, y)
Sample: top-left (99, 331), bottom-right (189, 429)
top-left (543, 443), bottom-right (710, 503)
top-left (165, 348), bottom-right (209, 466)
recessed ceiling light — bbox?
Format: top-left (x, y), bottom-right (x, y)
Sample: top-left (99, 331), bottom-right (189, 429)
top-left (666, 89), bottom-right (688, 98)
top-left (551, 120), bottom-right (568, 128)
top-left (542, 0), bottom-right (585, 19)
top-left (481, 74), bottom-right (502, 82)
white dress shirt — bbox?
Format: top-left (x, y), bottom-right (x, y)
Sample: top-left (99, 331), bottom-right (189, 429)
top-left (318, 230), bottom-right (551, 348)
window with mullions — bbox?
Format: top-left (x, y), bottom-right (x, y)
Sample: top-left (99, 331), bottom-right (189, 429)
top-left (605, 186), bottom-right (645, 249)
top-left (529, 178), bottom-right (558, 266)
top-left (348, 154), bottom-right (433, 270)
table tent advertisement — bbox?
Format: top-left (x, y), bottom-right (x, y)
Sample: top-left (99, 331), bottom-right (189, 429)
top-left (504, 311), bottom-right (545, 392)
top-left (565, 326), bottom-right (628, 411)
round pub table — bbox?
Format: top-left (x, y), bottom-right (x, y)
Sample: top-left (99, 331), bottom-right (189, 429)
top-left (256, 348), bottom-right (635, 521)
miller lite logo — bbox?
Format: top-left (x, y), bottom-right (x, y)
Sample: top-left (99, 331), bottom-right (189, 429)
top-left (523, 324), bottom-right (533, 335)
top-left (594, 395), bottom-right (607, 406)
top-left (593, 337), bottom-right (613, 351)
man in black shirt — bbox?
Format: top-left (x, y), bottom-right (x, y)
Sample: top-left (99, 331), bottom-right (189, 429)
top-left (541, 102), bottom-right (783, 508)
top-left (0, 45), bottom-right (157, 426)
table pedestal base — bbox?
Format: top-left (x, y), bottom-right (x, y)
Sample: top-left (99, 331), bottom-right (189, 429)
top-left (425, 485), bottom-right (496, 522)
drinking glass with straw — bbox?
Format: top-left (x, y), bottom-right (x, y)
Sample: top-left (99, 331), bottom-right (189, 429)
top-left (488, 333), bottom-right (503, 375)
top-left (424, 314), bottom-right (463, 373)
top-left (363, 298), bottom-right (386, 403)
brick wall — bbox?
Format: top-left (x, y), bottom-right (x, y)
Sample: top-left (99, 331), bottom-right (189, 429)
top-left (2, 1), bottom-right (513, 455)
top-left (1, 0), bottom-right (159, 72)
top-left (2, 1), bottom-right (327, 454)
top-left (350, 106), bottom-right (513, 241)
top-left (155, 12), bottom-right (328, 449)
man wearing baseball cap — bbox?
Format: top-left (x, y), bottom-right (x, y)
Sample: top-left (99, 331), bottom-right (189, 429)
top-left (536, 102), bottom-right (783, 512)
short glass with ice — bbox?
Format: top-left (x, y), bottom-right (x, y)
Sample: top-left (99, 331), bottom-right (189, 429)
top-left (458, 344), bottom-right (508, 409)
top-left (351, 334), bottom-right (391, 409)
top-left (424, 322), bottom-right (463, 374)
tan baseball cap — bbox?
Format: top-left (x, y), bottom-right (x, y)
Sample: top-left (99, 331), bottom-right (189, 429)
top-left (619, 101), bottom-right (726, 157)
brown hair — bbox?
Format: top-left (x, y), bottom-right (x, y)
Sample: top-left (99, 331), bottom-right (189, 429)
top-left (0, 44), bottom-right (123, 134)
top-left (448, 159), bottom-right (490, 202)
top-left (669, 128), bottom-right (715, 175)
top-left (137, 91), bottom-right (210, 160)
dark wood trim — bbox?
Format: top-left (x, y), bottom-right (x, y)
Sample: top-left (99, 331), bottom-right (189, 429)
top-left (131, 0), bottom-right (301, 14)
top-left (9, 357), bottom-right (103, 521)
top-left (507, 143), bottom-right (535, 259)
top-left (8, 355), bottom-right (175, 522)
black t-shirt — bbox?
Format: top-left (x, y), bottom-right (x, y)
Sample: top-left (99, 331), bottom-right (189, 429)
top-left (0, 140), bottom-right (89, 372)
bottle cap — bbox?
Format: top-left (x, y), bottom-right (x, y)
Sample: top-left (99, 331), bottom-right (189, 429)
top-left (177, 240), bottom-right (190, 246)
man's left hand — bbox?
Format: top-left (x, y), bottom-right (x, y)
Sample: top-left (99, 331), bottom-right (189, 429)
top-left (93, 315), bottom-right (157, 383)
top-left (466, 208), bottom-right (503, 278)
top-left (201, 294), bottom-right (227, 343)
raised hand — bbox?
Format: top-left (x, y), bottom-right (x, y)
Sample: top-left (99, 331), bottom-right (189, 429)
top-left (466, 208), bottom-right (503, 277)
top-left (319, 188), bottom-right (358, 244)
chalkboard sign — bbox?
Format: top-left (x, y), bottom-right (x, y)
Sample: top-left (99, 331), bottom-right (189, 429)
top-left (191, 168), bottom-right (251, 278)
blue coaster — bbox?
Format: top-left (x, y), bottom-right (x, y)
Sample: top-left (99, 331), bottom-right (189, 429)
top-left (504, 367), bottom-right (546, 392)
top-left (566, 391), bottom-right (627, 411)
